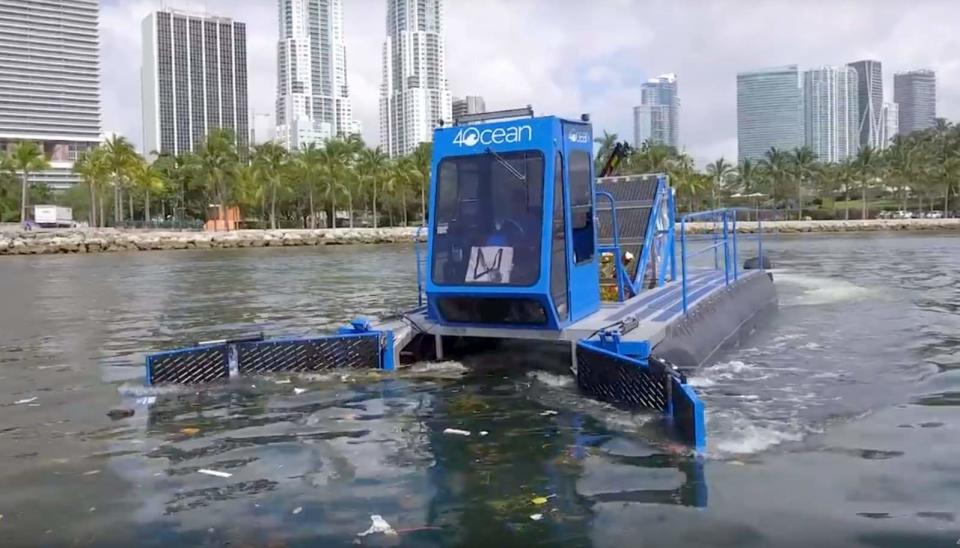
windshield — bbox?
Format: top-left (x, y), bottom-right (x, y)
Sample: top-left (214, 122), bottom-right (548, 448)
top-left (431, 150), bottom-right (544, 286)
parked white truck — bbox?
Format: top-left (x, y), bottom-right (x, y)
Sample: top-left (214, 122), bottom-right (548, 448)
top-left (33, 205), bottom-right (75, 228)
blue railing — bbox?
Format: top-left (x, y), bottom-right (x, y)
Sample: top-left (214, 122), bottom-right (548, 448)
top-left (414, 225), bottom-right (427, 307)
top-left (678, 208), bottom-right (765, 314)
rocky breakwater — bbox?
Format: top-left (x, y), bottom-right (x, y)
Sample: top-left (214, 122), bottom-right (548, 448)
top-left (0, 227), bottom-right (422, 256)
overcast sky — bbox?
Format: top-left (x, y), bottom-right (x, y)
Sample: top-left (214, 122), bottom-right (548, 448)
top-left (100, 0), bottom-right (960, 166)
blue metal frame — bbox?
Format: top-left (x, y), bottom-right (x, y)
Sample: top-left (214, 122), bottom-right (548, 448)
top-left (144, 318), bottom-right (396, 384)
top-left (678, 208), bottom-right (765, 314)
top-left (575, 338), bottom-right (706, 452)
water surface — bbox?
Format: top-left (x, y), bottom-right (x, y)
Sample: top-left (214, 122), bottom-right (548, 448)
top-left (1, 235), bottom-right (958, 546)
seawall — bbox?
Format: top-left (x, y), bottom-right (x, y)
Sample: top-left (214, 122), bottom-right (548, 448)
top-left (1, 219), bottom-right (958, 256)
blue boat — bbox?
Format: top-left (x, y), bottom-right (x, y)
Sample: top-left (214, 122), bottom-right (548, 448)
top-left (144, 108), bottom-right (777, 453)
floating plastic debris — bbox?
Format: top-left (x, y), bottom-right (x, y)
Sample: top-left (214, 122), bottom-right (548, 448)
top-left (293, 388), bottom-right (308, 395)
top-left (292, 506), bottom-right (303, 515)
top-left (107, 408), bottom-right (135, 420)
top-left (180, 427), bottom-right (201, 436)
top-left (531, 497), bottom-right (548, 505)
top-left (82, 470), bottom-right (100, 476)
top-left (14, 397), bottom-right (37, 405)
top-left (539, 410), bottom-right (558, 417)
top-left (443, 428), bottom-right (471, 436)
top-left (530, 513), bottom-right (543, 521)
top-left (357, 514), bottom-right (397, 537)
top-left (198, 469), bottom-right (232, 478)
top-left (480, 431), bottom-right (489, 436)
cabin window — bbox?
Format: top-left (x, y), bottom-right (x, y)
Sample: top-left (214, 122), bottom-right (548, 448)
top-left (569, 151), bottom-right (594, 264)
top-left (550, 152), bottom-right (569, 320)
top-left (432, 150), bottom-right (544, 287)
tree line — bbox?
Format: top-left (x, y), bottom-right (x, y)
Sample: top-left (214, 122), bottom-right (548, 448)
top-left (595, 118), bottom-right (960, 219)
top-left (0, 129), bottom-right (431, 229)
top-left (1, 118), bottom-right (958, 227)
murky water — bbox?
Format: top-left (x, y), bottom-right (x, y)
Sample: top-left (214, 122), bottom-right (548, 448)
top-left (1, 235), bottom-right (959, 547)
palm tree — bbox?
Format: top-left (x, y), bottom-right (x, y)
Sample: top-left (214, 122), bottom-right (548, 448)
top-left (10, 141), bottom-right (51, 223)
top-left (408, 142), bottom-right (431, 225)
top-left (357, 147), bottom-right (389, 228)
top-left (320, 139), bottom-right (353, 228)
top-left (296, 143), bottom-right (325, 228)
top-left (103, 135), bottom-right (138, 224)
top-left (73, 147), bottom-right (110, 227)
top-left (758, 147), bottom-right (789, 209)
top-left (130, 159), bottom-right (166, 223)
top-left (705, 156), bottom-right (735, 209)
top-left (852, 145), bottom-right (880, 219)
top-left (594, 130), bottom-right (618, 172)
top-left (251, 142), bottom-right (288, 229)
top-left (737, 158), bottom-right (759, 194)
top-left (195, 129), bottom-right (240, 230)
top-left (790, 146), bottom-right (818, 220)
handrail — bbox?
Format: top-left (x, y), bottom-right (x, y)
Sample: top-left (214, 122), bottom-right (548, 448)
top-left (414, 225), bottom-right (426, 307)
top-left (679, 208), bottom-right (765, 314)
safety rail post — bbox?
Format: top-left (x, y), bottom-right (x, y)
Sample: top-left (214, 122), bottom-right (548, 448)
top-left (669, 191), bottom-right (677, 282)
top-left (722, 210), bottom-right (730, 285)
top-left (732, 210), bottom-right (739, 281)
top-left (680, 217), bottom-right (688, 314)
top-left (414, 226), bottom-right (425, 307)
top-left (758, 215), bottom-right (764, 271)
top-left (712, 213), bottom-right (720, 270)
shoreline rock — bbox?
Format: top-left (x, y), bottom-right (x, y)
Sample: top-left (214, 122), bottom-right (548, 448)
top-left (0, 219), bottom-right (957, 256)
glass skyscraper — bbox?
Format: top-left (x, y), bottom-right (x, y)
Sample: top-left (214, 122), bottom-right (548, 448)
top-left (275, 0), bottom-right (358, 151)
top-left (380, 0), bottom-right (452, 158)
top-left (0, 0), bottom-right (102, 189)
top-left (803, 66), bottom-right (859, 163)
top-left (848, 60), bottom-right (883, 149)
top-left (141, 9), bottom-right (249, 156)
top-left (894, 69), bottom-right (936, 135)
top-left (633, 73), bottom-right (679, 149)
top-left (736, 65), bottom-right (803, 163)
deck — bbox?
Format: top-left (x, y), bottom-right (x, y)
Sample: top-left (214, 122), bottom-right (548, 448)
top-left (401, 269), bottom-right (760, 346)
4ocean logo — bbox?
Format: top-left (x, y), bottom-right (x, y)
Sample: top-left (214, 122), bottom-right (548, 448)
top-left (453, 124), bottom-right (533, 147)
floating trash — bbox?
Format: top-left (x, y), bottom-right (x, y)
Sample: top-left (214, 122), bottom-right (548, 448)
top-left (198, 469), bottom-right (232, 478)
top-left (443, 428), bottom-right (471, 437)
top-left (357, 514), bottom-right (396, 537)
top-left (530, 513), bottom-right (543, 521)
top-left (14, 397), bottom-right (37, 405)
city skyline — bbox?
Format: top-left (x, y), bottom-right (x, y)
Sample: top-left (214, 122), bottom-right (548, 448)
top-left (95, 0), bottom-right (960, 166)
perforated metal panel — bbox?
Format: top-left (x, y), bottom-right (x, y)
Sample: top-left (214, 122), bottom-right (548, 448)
top-left (575, 343), bottom-right (668, 411)
top-left (596, 174), bottom-right (662, 280)
top-left (236, 334), bottom-right (381, 375)
top-left (147, 345), bottom-right (229, 385)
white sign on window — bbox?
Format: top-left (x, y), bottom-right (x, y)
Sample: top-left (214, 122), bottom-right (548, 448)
top-left (465, 246), bottom-right (514, 283)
